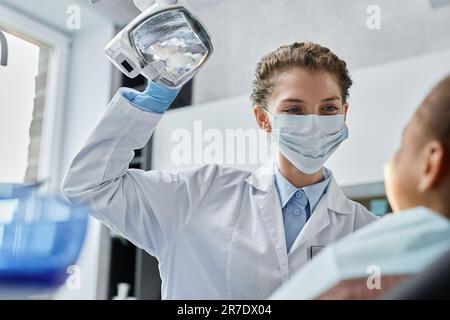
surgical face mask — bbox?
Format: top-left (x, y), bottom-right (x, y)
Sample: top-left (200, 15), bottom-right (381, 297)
top-left (266, 112), bottom-right (349, 174)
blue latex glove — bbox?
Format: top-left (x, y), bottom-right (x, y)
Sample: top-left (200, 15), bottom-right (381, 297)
top-left (122, 81), bottom-right (181, 114)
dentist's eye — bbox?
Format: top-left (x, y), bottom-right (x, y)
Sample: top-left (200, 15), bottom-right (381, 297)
top-left (283, 107), bottom-right (303, 114)
top-left (321, 105), bottom-right (339, 113)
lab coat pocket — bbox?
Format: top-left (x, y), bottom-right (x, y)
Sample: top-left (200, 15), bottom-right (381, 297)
top-left (225, 207), bottom-right (283, 299)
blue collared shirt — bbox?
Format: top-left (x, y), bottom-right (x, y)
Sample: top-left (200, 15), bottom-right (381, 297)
top-left (274, 167), bottom-right (331, 252)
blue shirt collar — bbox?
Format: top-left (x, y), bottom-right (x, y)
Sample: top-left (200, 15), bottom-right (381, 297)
top-left (274, 166), bottom-right (331, 212)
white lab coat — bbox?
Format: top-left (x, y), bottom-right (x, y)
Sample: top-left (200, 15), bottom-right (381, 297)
top-left (62, 90), bottom-right (378, 300)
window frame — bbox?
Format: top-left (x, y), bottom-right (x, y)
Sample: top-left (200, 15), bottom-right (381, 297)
top-left (0, 3), bottom-right (70, 191)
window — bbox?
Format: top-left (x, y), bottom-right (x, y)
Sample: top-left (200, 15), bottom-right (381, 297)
top-left (0, 29), bottom-right (51, 183)
top-left (0, 4), bottom-right (69, 191)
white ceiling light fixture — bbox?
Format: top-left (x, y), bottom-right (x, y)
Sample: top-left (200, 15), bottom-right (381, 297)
top-left (104, 0), bottom-right (213, 88)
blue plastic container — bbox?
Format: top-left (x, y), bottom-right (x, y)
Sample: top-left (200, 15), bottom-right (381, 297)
top-left (0, 183), bottom-right (88, 287)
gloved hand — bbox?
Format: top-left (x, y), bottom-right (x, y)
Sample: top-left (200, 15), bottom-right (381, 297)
top-left (122, 80), bottom-right (181, 114)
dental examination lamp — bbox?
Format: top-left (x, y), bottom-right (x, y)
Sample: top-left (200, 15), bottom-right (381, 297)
top-left (105, 0), bottom-right (213, 88)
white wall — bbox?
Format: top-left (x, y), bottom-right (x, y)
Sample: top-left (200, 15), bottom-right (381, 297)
top-left (193, 0), bottom-right (450, 104)
top-left (152, 49), bottom-right (450, 188)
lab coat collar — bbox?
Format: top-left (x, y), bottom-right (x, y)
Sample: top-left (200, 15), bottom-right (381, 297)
top-left (244, 161), bottom-right (277, 192)
top-left (325, 174), bottom-right (354, 215)
top-left (246, 162), bottom-right (353, 215)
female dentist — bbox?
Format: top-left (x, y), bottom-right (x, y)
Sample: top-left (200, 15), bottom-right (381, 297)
top-left (63, 42), bottom-right (377, 299)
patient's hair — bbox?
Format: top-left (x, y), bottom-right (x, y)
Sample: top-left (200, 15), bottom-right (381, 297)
top-left (251, 42), bottom-right (352, 108)
top-left (419, 74), bottom-right (450, 147)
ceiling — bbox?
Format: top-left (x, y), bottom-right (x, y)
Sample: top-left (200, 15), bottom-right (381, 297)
top-left (76, 0), bottom-right (139, 26)
top-left (2, 0), bottom-right (448, 34)
top-left (0, 0), bottom-right (221, 34)
top-left (79, 0), bottom-right (450, 29)
top-left (80, 0), bottom-right (221, 27)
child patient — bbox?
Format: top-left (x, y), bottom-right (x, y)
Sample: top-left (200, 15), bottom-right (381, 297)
top-left (271, 74), bottom-right (450, 300)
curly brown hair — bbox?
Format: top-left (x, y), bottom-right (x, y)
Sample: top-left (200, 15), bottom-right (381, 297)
top-left (251, 42), bottom-right (353, 108)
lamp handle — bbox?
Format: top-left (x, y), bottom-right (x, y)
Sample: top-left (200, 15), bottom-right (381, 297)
top-left (0, 30), bottom-right (8, 67)
top-left (133, 0), bottom-right (156, 12)
top-left (133, 0), bottom-right (178, 12)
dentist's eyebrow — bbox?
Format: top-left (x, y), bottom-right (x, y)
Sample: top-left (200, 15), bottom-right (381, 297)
top-left (321, 96), bottom-right (341, 102)
top-left (280, 98), bottom-right (306, 103)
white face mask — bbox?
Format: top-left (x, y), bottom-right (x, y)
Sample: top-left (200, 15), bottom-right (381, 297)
top-left (268, 113), bottom-right (349, 174)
